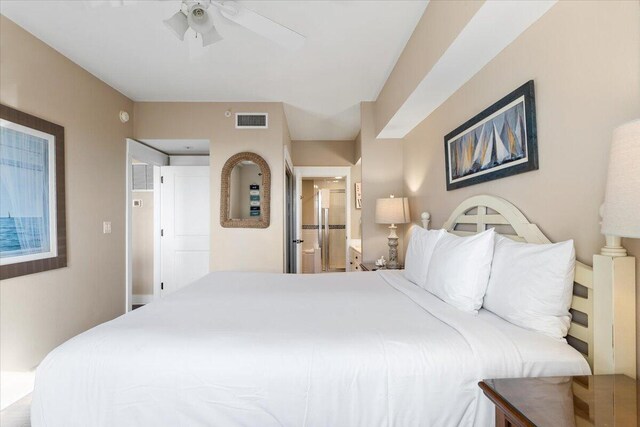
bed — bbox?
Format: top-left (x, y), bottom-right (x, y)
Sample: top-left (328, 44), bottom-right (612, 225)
top-left (31, 195), bottom-right (636, 426)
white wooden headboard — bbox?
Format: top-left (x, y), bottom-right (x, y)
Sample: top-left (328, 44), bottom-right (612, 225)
top-left (420, 194), bottom-right (636, 378)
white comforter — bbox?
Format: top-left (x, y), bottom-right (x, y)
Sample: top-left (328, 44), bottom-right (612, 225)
top-left (32, 271), bottom-right (590, 427)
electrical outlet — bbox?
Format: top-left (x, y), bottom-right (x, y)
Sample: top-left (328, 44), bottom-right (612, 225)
top-left (103, 221), bottom-right (112, 234)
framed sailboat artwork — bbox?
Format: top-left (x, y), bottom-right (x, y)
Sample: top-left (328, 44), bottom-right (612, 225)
top-left (0, 104), bottom-right (67, 279)
top-left (444, 80), bottom-right (538, 191)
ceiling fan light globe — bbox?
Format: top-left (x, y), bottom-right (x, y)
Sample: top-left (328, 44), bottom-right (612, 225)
top-left (163, 11), bottom-right (189, 41)
top-left (201, 26), bottom-right (223, 47)
top-left (188, 5), bottom-right (215, 34)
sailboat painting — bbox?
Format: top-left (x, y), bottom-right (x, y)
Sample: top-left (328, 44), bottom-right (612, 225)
top-left (444, 81), bottom-right (538, 191)
top-left (0, 104), bottom-right (67, 280)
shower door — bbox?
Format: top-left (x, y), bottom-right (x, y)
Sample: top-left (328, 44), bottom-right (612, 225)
top-left (318, 189), bottom-right (346, 272)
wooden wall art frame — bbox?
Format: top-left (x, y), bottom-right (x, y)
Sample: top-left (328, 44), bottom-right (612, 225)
top-left (0, 104), bottom-right (67, 280)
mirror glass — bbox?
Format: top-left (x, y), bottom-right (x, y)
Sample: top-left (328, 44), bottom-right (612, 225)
top-left (221, 151), bottom-right (270, 228)
top-left (228, 161), bottom-right (263, 220)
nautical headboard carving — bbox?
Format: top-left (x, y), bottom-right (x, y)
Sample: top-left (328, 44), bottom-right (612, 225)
top-left (419, 194), bottom-right (636, 377)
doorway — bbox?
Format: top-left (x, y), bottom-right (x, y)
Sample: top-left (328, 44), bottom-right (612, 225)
top-left (125, 139), bottom-right (210, 312)
top-left (301, 178), bottom-right (346, 273)
top-left (293, 167), bottom-right (351, 274)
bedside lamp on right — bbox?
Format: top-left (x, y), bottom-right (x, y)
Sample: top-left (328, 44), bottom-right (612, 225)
top-left (601, 119), bottom-right (640, 255)
top-left (595, 118), bottom-right (639, 379)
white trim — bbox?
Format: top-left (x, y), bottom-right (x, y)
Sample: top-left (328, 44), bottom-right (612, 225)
top-left (283, 146), bottom-right (294, 272)
top-left (125, 139), bottom-right (169, 313)
top-left (153, 165), bottom-right (162, 301)
top-left (293, 166), bottom-right (351, 274)
top-left (132, 294), bottom-right (154, 305)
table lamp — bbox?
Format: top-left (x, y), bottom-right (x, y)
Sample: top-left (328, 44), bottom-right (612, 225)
top-left (375, 195), bottom-right (410, 269)
top-left (601, 119), bottom-right (640, 256)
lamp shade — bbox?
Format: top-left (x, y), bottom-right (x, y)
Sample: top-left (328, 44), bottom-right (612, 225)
top-left (164, 11), bottom-right (189, 41)
top-left (201, 26), bottom-right (223, 47)
top-left (601, 119), bottom-right (640, 238)
top-left (375, 196), bottom-right (410, 224)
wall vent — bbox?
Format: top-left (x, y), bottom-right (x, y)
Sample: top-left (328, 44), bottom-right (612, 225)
top-left (132, 164), bottom-right (153, 190)
top-left (236, 113), bottom-right (268, 129)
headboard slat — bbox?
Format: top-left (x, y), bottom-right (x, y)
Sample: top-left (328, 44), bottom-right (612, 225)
top-left (455, 214), bottom-right (511, 225)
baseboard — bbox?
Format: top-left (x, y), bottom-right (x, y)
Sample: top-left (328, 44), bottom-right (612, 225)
top-left (132, 294), bottom-right (153, 305)
top-left (0, 370), bottom-right (35, 411)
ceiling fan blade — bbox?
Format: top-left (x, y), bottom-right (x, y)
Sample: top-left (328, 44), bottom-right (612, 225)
top-left (217, 1), bottom-right (305, 51)
top-left (84, 0), bottom-right (137, 8)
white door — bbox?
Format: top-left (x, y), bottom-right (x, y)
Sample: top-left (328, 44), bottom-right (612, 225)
top-left (160, 166), bottom-right (210, 296)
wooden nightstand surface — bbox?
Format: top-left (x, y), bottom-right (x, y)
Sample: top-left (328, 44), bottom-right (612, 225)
top-left (359, 262), bottom-right (381, 271)
top-left (359, 263), bottom-right (403, 271)
top-left (479, 375), bottom-right (638, 427)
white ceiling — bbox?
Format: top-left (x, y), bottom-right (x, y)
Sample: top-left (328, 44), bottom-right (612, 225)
top-left (0, 0), bottom-right (428, 141)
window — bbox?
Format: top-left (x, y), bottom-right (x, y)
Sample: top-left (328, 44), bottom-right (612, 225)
top-left (0, 105), bottom-right (66, 279)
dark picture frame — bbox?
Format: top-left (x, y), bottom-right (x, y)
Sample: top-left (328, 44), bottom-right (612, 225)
top-left (444, 80), bottom-right (538, 191)
top-left (0, 104), bottom-right (67, 279)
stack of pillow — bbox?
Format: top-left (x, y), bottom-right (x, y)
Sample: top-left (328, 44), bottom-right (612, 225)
top-left (404, 227), bottom-right (576, 340)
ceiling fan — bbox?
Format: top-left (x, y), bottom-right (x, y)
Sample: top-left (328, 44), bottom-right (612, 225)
top-left (167, 1), bottom-right (308, 55)
top-left (92, 0), bottom-right (305, 50)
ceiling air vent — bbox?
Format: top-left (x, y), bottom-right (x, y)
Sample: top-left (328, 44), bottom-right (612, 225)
top-left (236, 113), bottom-right (269, 129)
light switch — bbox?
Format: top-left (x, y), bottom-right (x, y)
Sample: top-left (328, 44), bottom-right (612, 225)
top-left (103, 221), bottom-right (112, 234)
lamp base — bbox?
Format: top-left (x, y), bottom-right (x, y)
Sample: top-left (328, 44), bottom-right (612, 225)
top-left (601, 235), bottom-right (628, 257)
top-left (387, 224), bottom-right (399, 269)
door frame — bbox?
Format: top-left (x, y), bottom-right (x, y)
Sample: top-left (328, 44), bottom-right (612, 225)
top-left (125, 139), bottom-right (168, 312)
top-left (293, 166), bottom-right (351, 274)
top-left (284, 146), bottom-right (295, 273)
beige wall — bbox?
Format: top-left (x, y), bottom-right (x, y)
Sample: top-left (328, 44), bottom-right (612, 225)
top-left (132, 191), bottom-right (154, 296)
top-left (291, 140), bottom-right (356, 166)
top-left (397, 2), bottom-right (640, 369)
top-left (360, 102), bottom-right (405, 263)
top-left (133, 102), bottom-right (287, 273)
top-left (301, 180), bottom-right (315, 226)
top-left (0, 16), bottom-right (133, 371)
top-left (374, 0), bottom-right (483, 136)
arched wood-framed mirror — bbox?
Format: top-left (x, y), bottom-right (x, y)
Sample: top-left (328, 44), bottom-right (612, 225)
top-left (220, 152), bottom-right (271, 228)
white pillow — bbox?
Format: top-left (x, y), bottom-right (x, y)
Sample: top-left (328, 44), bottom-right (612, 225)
top-left (483, 234), bottom-right (575, 340)
top-left (404, 228), bottom-right (446, 287)
top-left (424, 229), bottom-right (495, 313)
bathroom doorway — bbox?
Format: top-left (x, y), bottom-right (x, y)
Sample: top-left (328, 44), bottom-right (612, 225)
top-left (294, 167), bottom-right (351, 274)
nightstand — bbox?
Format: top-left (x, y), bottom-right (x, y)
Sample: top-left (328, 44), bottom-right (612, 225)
top-left (479, 374), bottom-right (638, 426)
top-left (359, 263), bottom-right (403, 271)
top-left (359, 262), bottom-right (382, 271)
